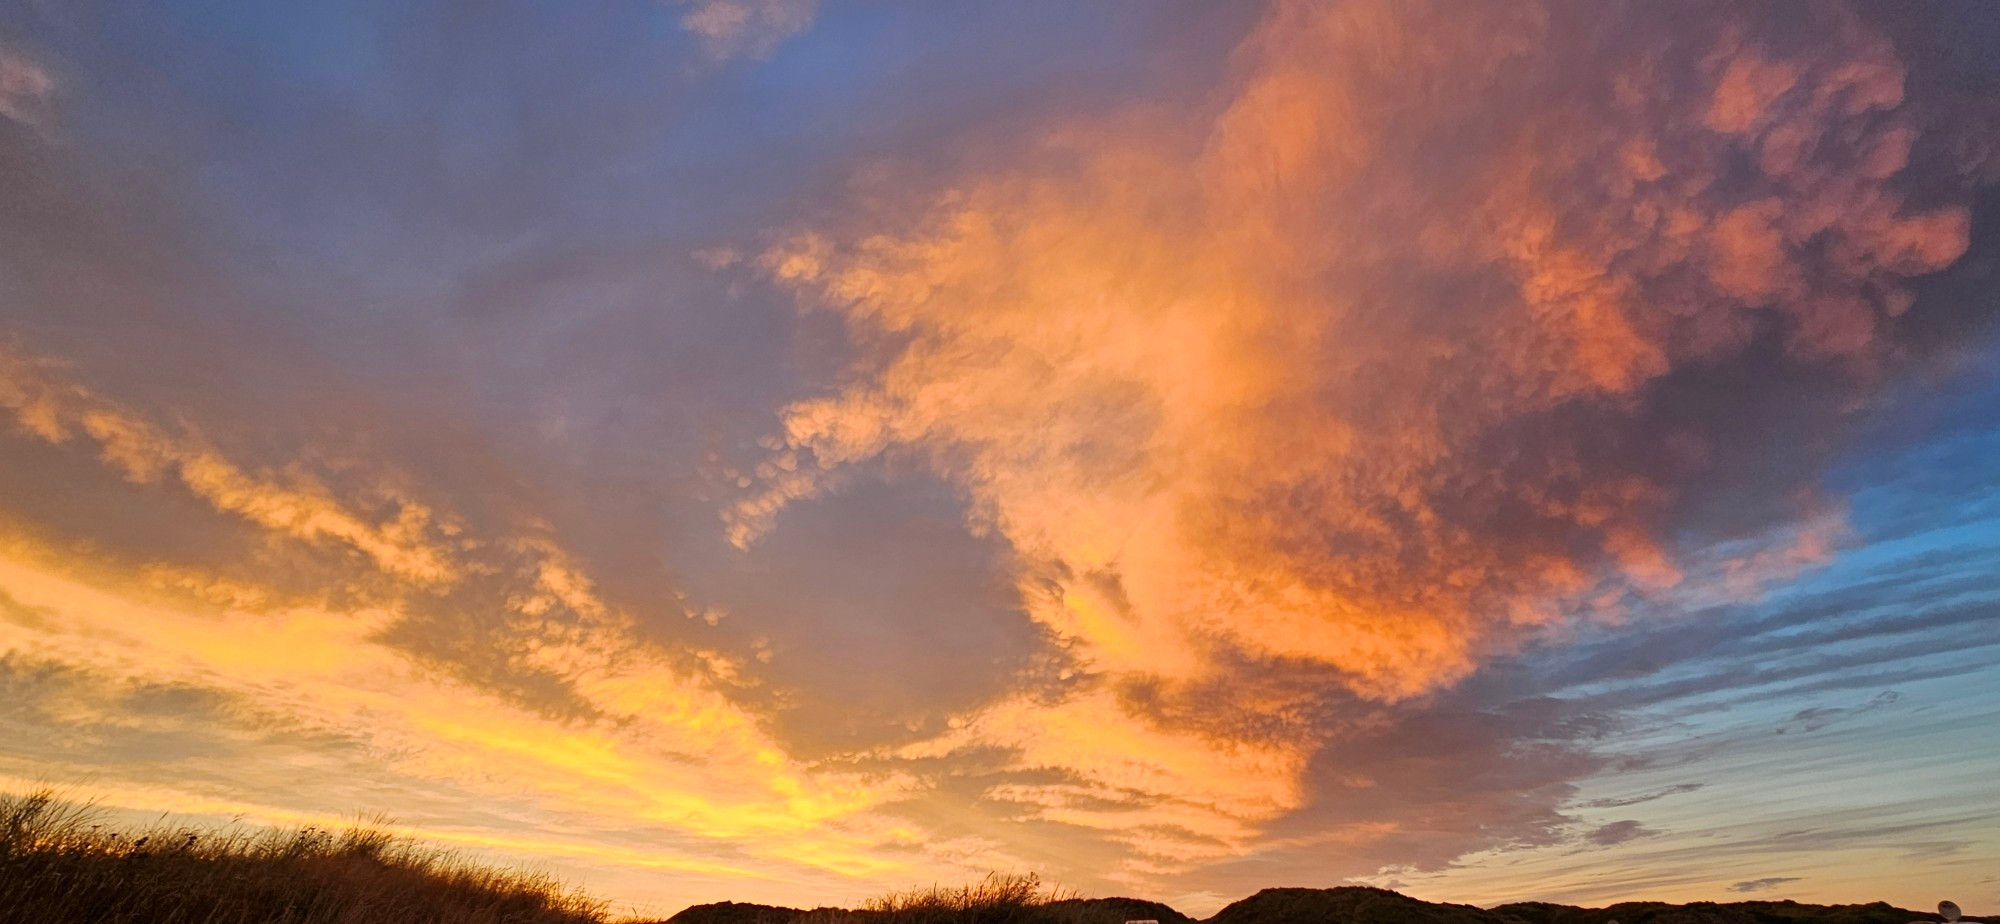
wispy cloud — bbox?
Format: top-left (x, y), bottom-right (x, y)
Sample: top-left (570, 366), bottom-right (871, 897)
top-left (1580, 784), bottom-right (1706, 810)
top-left (1729, 877), bottom-right (1804, 893)
top-left (1586, 820), bottom-right (1656, 847)
top-left (0, 47), bottom-right (52, 129)
top-left (0, 347), bottom-right (461, 585)
top-left (672, 0), bottom-right (816, 60)
top-left (0, 346), bottom-right (956, 905)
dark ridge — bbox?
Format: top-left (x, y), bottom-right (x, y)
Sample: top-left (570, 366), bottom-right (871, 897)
top-left (1046, 897), bottom-right (1201, 924)
top-left (657, 890), bottom-right (1996, 924)
top-left (1202, 889), bottom-right (1993, 924)
top-left (1494, 900), bottom-right (1598, 924)
top-left (669, 902), bottom-right (813, 924)
top-left (1494, 900), bottom-right (1994, 924)
top-left (1209, 887), bottom-right (1506, 924)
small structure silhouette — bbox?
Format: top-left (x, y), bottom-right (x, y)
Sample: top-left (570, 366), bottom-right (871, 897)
top-left (1911, 900), bottom-right (1961, 924)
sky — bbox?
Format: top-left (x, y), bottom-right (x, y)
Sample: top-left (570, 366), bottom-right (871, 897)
top-left (1, 0), bottom-right (1998, 917)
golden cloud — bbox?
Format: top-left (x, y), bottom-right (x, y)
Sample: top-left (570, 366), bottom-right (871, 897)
top-left (0, 345), bottom-right (992, 904)
top-left (728, 0), bottom-right (1988, 870)
top-left (738, 0), bottom-right (1975, 699)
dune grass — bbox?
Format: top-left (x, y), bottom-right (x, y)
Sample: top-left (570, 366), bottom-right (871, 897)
top-left (789, 873), bottom-right (1079, 924)
top-left (864, 872), bottom-right (1072, 915)
top-left (0, 788), bottom-right (610, 924)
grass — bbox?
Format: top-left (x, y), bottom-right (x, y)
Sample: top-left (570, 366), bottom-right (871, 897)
top-left (0, 788), bottom-right (610, 924)
top-left (794, 873), bottom-right (1079, 924)
top-left (864, 873), bottom-right (1072, 916)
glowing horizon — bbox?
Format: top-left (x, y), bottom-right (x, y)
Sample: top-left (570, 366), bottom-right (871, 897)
top-left (1, 1), bottom-right (1997, 917)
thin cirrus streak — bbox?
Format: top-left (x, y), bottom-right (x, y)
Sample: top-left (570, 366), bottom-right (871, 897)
top-left (726, 0), bottom-right (1991, 863)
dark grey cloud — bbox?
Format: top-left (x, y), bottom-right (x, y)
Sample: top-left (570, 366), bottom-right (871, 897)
top-left (1117, 468), bottom-right (2000, 895)
top-left (1579, 784), bottom-right (1706, 810)
top-left (1586, 821), bottom-right (1656, 847)
top-left (0, 653), bottom-right (353, 773)
top-left (1728, 877), bottom-right (1803, 893)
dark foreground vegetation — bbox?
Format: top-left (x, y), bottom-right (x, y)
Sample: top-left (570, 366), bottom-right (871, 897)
top-left (0, 789), bottom-right (608, 924)
top-left (666, 877), bottom-right (1990, 924)
top-left (3, 791), bottom-right (1985, 924)
top-left (661, 874), bottom-right (1188, 924)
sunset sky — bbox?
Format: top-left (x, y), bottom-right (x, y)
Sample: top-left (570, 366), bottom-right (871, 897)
top-left (2, 0), bottom-right (1999, 917)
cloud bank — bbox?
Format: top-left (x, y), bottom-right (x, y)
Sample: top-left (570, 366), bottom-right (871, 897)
top-left (723, 0), bottom-right (1996, 879)
top-left (744, 0), bottom-right (1981, 700)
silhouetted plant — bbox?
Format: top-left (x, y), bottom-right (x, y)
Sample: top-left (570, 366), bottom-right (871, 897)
top-left (0, 787), bottom-right (611, 924)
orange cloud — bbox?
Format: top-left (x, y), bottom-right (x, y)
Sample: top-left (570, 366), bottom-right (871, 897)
top-left (740, 0), bottom-right (1975, 694)
top-left (727, 0), bottom-right (1987, 870)
top-left (0, 347), bottom-right (461, 585)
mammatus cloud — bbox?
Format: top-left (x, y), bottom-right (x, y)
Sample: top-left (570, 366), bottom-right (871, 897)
top-left (672, 0), bottom-right (816, 60)
top-left (0, 47), bottom-right (53, 129)
top-left (728, 0), bottom-right (1992, 877)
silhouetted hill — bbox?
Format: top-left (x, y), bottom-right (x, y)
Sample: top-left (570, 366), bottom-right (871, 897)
top-left (1046, 897), bottom-right (1200, 924)
top-left (659, 888), bottom-right (1993, 924)
top-left (1494, 899), bottom-right (1991, 924)
top-left (1210, 887), bottom-right (1505, 924)
top-left (1494, 900), bottom-right (1595, 924)
top-left (669, 902), bottom-right (813, 924)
